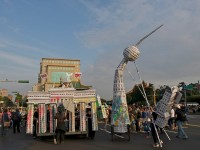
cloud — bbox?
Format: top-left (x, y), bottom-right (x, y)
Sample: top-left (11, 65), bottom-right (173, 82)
top-left (1, 0), bottom-right (200, 100)
top-left (0, 50), bottom-right (38, 69)
top-left (0, 38), bottom-right (61, 58)
top-left (78, 0), bottom-right (200, 99)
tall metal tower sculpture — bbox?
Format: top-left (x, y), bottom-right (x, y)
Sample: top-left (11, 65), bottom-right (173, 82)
top-left (111, 25), bottom-right (163, 133)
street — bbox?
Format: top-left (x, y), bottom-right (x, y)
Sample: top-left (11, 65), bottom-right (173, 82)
top-left (0, 115), bottom-right (200, 150)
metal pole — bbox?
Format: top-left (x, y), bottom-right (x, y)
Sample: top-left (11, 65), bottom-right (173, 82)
top-left (153, 89), bottom-right (156, 106)
top-left (184, 85), bottom-right (187, 113)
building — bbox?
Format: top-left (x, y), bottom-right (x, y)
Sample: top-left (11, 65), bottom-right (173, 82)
top-left (33, 58), bottom-right (90, 92)
top-left (0, 88), bottom-right (8, 97)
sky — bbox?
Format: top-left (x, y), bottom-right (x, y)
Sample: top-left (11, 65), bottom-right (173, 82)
top-left (0, 0), bottom-right (200, 100)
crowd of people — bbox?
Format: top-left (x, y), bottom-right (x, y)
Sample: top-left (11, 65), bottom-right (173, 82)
top-left (103, 103), bottom-right (189, 148)
top-left (1, 103), bottom-right (189, 148)
top-left (0, 107), bottom-right (27, 136)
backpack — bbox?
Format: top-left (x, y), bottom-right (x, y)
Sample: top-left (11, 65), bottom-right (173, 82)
top-left (179, 110), bottom-right (187, 122)
top-left (143, 122), bottom-right (151, 132)
top-left (12, 112), bottom-right (21, 121)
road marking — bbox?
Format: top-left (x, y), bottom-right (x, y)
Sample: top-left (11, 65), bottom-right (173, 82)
top-left (187, 124), bottom-right (200, 128)
top-left (100, 128), bottom-right (125, 138)
top-left (165, 130), bottom-right (177, 134)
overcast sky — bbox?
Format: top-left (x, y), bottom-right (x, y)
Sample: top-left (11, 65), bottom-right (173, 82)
top-left (0, 0), bottom-right (200, 100)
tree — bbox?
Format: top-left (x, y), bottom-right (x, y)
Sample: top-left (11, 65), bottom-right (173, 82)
top-left (15, 93), bottom-right (23, 107)
top-left (22, 96), bottom-right (28, 107)
top-left (2, 96), bottom-right (15, 107)
top-left (126, 81), bottom-right (155, 105)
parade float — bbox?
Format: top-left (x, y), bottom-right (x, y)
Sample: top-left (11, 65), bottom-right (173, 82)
top-left (26, 78), bottom-right (98, 137)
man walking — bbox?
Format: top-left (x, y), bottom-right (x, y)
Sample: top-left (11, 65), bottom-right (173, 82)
top-left (175, 104), bottom-right (188, 139)
top-left (11, 108), bottom-right (21, 134)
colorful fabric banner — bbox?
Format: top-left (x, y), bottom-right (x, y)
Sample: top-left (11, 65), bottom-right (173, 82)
top-left (26, 103), bottom-right (34, 134)
top-left (50, 103), bottom-right (57, 133)
top-left (72, 111), bottom-right (75, 132)
top-left (80, 103), bottom-right (86, 131)
top-left (38, 103), bottom-right (46, 134)
top-left (69, 112), bottom-right (72, 132)
top-left (91, 102), bottom-right (98, 131)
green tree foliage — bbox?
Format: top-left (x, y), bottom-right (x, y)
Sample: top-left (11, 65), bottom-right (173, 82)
top-left (22, 96), bottom-right (28, 107)
top-left (126, 81), bottom-right (155, 105)
top-left (15, 93), bottom-right (23, 106)
top-left (187, 95), bottom-right (200, 103)
top-left (2, 96), bottom-right (15, 107)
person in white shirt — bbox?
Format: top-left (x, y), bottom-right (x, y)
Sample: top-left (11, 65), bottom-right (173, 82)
top-left (168, 107), bottom-right (175, 130)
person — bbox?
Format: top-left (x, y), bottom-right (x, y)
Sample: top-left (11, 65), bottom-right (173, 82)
top-left (1, 108), bottom-right (10, 136)
top-left (135, 107), bottom-right (141, 132)
top-left (54, 104), bottom-right (66, 144)
top-left (168, 107), bottom-right (175, 130)
top-left (129, 106), bottom-right (136, 132)
top-left (11, 108), bottom-right (21, 134)
top-left (7, 108), bottom-right (12, 128)
top-left (47, 106), bottom-right (50, 131)
top-left (0, 109), bottom-right (2, 124)
top-left (86, 109), bottom-right (95, 139)
top-left (104, 107), bottom-right (110, 130)
top-left (175, 104), bottom-right (188, 139)
top-left (33, 108), bottom-right (38, 138)
top-left (20, 108), bottom-right (27, 127)
top-left (150, 110), bottom-right (163, 148)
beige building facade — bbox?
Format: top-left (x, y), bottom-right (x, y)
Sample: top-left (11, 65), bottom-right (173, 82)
top-left (33, 58), bottom-right (83, 92)
top-left (0, 88), bottom-right (8, 97)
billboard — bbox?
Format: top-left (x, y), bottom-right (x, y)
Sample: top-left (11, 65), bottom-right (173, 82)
top-left (51, 72), bottom-right (73, 83)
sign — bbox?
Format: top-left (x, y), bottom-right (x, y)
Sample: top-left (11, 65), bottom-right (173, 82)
top-left (74, 72), bottom-right (82, 79)
top-left (51, 72), bottom-right (73, 83)
top-left (18, 80), bottom-right (29, 83)
top-left (40, 73), bottom-right (47, 79)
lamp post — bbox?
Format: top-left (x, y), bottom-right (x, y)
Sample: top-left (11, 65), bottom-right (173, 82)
top-left (0, 79), bottom-right (29, 83)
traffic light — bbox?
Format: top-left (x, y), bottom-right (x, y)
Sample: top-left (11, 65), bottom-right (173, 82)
top-left (18, 80), bottom-right (29, 83)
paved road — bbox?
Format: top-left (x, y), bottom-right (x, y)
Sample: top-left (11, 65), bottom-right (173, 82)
top-left (0, 115), bottom-right (200, 150)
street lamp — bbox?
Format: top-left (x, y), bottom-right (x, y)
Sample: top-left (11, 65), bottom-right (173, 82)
top-left (0, 79), bottom-right (29, 83)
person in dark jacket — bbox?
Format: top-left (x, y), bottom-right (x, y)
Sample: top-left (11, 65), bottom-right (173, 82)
top-left (86, 109), bottom-right (95, 139)
top-left (54, 104), bottom-right (66, 144)
top-left (150, 111), bottom-right (163, 148)
top-left (33, 108), bottom-right (38, 138)
top-left (175, 104), bottom-right (188, 139)
top-left (11, 108), bottom-right (21, 134)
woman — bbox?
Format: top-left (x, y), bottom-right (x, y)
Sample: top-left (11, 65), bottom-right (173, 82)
top-left (54, 104), bottom-right (66, 144)
top-left (1, 108), bottom-right (10, 136)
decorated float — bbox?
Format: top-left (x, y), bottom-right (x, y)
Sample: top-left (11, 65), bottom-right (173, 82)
top-left (26, 81), bottom-right (98, 137)
top-left (111, 25), bottom-right (163, 141)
